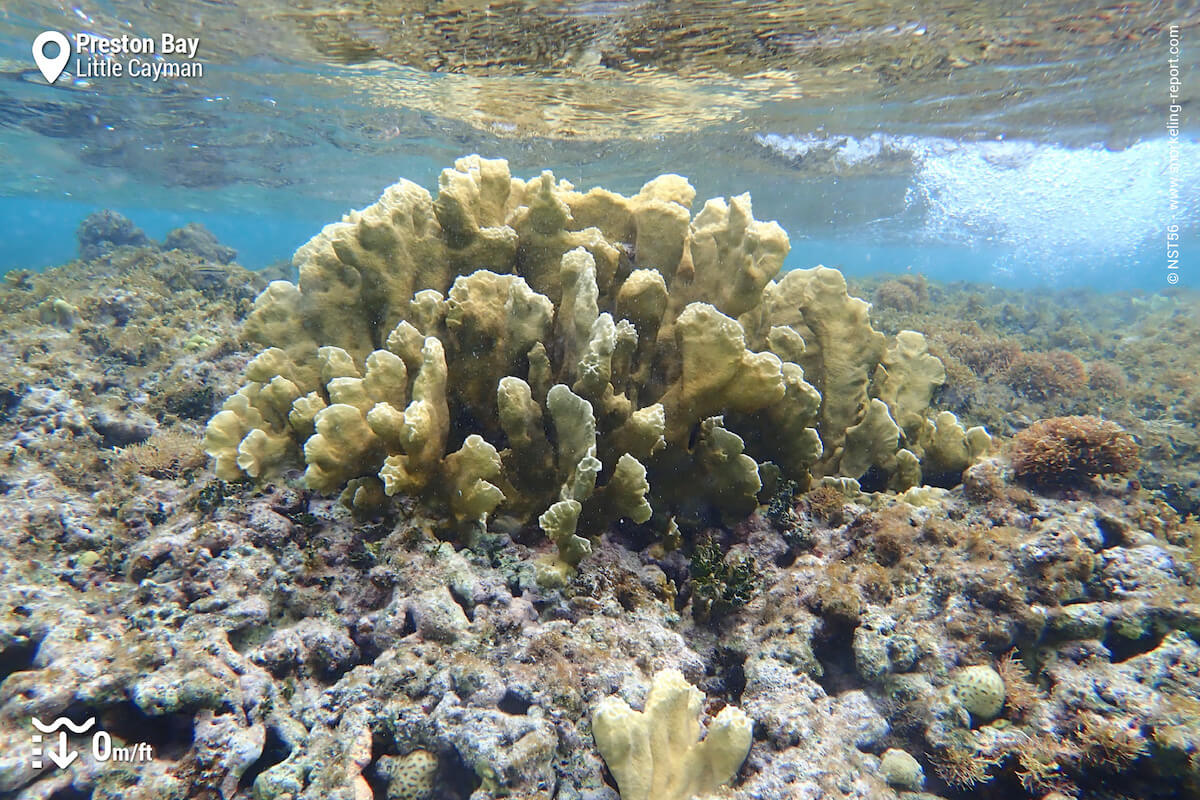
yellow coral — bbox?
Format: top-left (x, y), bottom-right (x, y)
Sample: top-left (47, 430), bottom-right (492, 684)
top-left (592, 668), bottom-right (753, 800)
top-left (208, 157), bottom-right (983, 563)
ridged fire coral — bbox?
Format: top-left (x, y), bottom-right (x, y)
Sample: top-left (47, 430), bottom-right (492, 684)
top-left (205, 156), bottom-right (988, 565)
top-left (1011, 415), bottom-right (1139, 485)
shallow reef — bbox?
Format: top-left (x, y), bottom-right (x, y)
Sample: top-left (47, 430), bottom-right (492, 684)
top-left (0, 163), bottom-right (1196, 800)
top-left (860, 274), bottom-right (1200, 518)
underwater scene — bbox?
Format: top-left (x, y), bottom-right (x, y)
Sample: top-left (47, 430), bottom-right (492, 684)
top-left (1, 1), bottom-right (1199, 799)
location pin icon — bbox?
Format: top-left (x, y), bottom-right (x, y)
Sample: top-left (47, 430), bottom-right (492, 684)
top-left (32, 31), bottom-right (71, 84)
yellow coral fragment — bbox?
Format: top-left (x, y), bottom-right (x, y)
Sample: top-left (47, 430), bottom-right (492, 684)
top-left (615, 269), bottom-right (669, 341)
top-left (236, 428), bottom-right (294, 480)
top-left (604, 453), bottom-right (653, 524)
top-left (445, 270), bottom-right (553, 415)
top-left (592, 668), bottom-right (752, 800)
top-left (841, 398), bottom-right (902, 481)
top-left (677, 192), bottom-right (789, 318)
top-left (266, 177), bottom-right (447, 361)
top-left (289, 392), bottom-right (326, 439)
top-left (378, 338), bottom-right (450, 495)
top-left (318, 345), bottom-right (360, 384)
top-left (326, 377), bottom-right (373, 415)
top-left (874, 330), bottom-right (946, 441)
top-left (443, 435), bottom-right (506, 524)
top-left (205, 404), bottom-right (256, 481)
top-left (363, 350), bottom-right (408, 407)
top-left (546, 384), bottom-right (597, 488)
top-left (694, 418), bottom-right (762, 518)
top-left (365, 402), bottom-right (406, 450)
top-left (246, 347), bottom-right (307, 389)
top-left (204, 379), bottom-right (299, 481)
top-left (660, 303), bottom-right (785, 442)
top-left (497, 377), bottom-right (546, 453)
top-left (385, 319), bottom-right (425, 370)
top-left (610, 404), bottom-right (666, 461)
top-left (922, 411), bottom-right (992, 478)
top-left (559, 247), bottom-right (600, 367)
top-left (303, 404), bottom-right (384, 493)
top-left (539, 499), bottom-right (590, 566)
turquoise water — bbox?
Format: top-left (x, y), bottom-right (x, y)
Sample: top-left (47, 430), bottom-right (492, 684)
top-left (1, 2), bottom-right (1196, 289)
top-left (5, 136), bottom-right (1195, 290)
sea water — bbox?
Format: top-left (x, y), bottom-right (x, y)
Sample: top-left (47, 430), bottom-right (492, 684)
top-left (1, 2), bottom-right (1195, 289)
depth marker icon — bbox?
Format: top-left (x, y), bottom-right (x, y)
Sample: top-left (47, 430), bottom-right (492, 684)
top-left (30, 717), bottom-right (95, 770)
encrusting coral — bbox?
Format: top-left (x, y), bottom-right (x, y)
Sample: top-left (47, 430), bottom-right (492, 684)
top-left (206, 155), bottom-right (989, 565)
